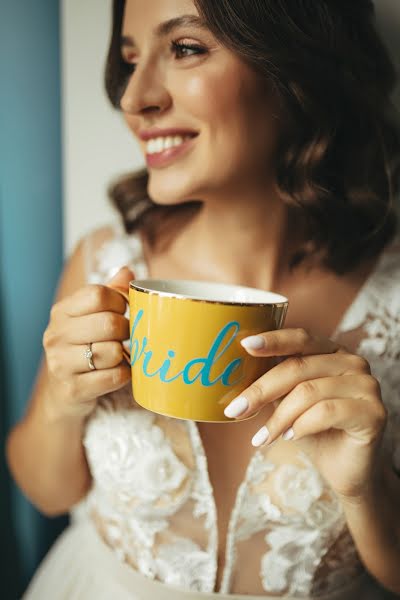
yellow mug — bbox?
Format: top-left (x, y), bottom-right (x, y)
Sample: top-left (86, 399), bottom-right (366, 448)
top-left (114, 279), bottom-right (288, 422)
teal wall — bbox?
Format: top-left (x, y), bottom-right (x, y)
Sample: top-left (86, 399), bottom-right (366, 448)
top-left (0, 1), bottom-right (66, 596)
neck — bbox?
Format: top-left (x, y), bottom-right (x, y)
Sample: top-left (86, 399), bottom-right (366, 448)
top-left (171, 179), bottom-right (303, 292)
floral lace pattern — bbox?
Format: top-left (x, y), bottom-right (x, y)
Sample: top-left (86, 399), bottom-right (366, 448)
top-left (72, 223), bottom-right (400, 597)
top-left (83, 392), bottom-right (217, 592)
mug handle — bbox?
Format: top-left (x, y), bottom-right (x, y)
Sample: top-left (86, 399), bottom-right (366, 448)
top-left (107, 285), bottom-right (131, 365)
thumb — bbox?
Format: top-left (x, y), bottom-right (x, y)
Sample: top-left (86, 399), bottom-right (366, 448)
top-left (107, 266), bottom-right (135, 290)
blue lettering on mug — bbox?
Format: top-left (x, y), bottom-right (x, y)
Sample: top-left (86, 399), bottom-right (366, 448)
top-left (130, 309), bottom-right (244, 386)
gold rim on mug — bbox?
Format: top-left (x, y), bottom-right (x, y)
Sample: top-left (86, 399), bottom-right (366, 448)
top-left (130, 280), bottom-right (288, 308)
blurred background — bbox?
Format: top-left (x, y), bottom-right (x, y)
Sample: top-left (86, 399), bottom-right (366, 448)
top-left (0, 1), bottom-right (399, 598)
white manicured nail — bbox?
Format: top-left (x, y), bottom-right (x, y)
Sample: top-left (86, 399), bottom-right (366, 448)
top-left (282, 427), bottom-right (294, 440)
top-left (252, 426), bottom-right (270, 447)
top-left (240, 335), bottom-right (265, 350)
top-left (224, 396), bottom-right (249, 418)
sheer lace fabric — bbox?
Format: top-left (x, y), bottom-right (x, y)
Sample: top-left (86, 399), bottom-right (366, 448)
top-left (72, 222), bottom-right (400, 596)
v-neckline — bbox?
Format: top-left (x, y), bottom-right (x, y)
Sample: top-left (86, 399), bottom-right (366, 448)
top-left (185, 418), bottom-right (263, 593)
top-left (131, 226), bottom-right (397, 592)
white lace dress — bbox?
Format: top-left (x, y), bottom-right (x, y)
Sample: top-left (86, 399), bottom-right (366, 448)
top-left (23, 223), bottom-right (400, 600)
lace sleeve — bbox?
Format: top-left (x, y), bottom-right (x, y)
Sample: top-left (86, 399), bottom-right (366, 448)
top-left (81, 224), bottom-right (118, 284)
top-left (81, 220), bottom-right (148, 285)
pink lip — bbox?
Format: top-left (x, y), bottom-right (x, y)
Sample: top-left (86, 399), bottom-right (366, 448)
top-left (145, 135), bottom-right (198, 168)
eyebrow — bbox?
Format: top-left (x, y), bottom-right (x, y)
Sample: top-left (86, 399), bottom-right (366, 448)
top-left (121, 15), bottom-right (208, 48)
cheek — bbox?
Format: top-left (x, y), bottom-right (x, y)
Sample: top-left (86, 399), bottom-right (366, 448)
top-left (123, 113), bottom-right (140, 134)
top-left (175, 71), bottom-right (238, 124)
top-left (177, 69), bottom-right (274, 146)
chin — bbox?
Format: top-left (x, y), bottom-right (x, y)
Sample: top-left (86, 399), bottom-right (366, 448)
top-left (147, 170), bottom-right (201, 206)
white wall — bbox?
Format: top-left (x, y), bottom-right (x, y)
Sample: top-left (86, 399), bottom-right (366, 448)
top-left (61, 0), bottom-right (144, 255)
top-left (61, 0), bottom-right (400, 256)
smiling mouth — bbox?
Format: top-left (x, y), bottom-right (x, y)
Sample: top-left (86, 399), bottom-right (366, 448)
top-left (145, 134), bottom-right (199, 168)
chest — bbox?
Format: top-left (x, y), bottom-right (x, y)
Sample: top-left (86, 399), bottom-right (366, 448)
top-left (195, 418), bottom-right (259, 588)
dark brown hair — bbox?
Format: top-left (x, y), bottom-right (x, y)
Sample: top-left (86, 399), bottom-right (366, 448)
top-left (105, 0), bottom-right (400, 275)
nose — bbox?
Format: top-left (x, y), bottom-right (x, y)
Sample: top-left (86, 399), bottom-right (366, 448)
top-left (120, 61), bottom-right (171, 116)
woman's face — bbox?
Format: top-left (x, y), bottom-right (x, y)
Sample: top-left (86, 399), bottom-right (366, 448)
top-left (120, 0), bottom-right (280, 205)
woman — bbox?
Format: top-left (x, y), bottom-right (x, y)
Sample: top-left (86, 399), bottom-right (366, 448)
top-left (7, 0), bottom-right (400, 598)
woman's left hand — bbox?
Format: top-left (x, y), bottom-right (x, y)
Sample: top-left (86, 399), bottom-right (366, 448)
top-left (224, 328), bottom-right (388, 501)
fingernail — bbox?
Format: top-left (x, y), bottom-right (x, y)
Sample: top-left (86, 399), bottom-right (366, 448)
top-left (282, 427), bottom-right (294, 440)
top-left (224, 396), bottom-right (249, 418)
top-left (252, 426), bottom-right (270, 447)
top-left (112, 266), bottom-right (127, 278)
top-left (240, 335), bottom-right (265, 350)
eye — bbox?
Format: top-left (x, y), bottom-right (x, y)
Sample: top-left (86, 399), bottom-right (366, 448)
top-left (118, 40), bottom-right (207, 83)
top-left (171, 41), bottom-right (207, 59)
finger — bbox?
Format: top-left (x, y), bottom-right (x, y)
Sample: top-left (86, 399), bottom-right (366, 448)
top-left (64, 312), bottom-right (130, 344)
top-left (74, 341), bottom-right (125, 373)
top-left (107, 265), bottom-right (135, 288)
top-left (240, 327), bottom-right (342, 357)
top-left (250, 375), bottom-right (379, 446)
top-left (74, 363), bottom-right (132, 401)
top-left (281, 395), bottom-right (386, 445)
top-left (47, 341), bottom-right (125, 376)
top-left (224, 353), bottom-right (371, 419)
top-left (56, 284), bottom-right (128, 318)
top-left (106, 265), bottom-right (135, 301)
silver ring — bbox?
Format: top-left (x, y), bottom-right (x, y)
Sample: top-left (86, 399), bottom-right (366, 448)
top-left (84, 343), bottom-right (96, 371)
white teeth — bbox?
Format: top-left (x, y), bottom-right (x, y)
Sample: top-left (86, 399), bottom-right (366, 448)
top-left (163, 136), bottom-right (175, 149)
top-left (146, 135), bottom-right (194, 154)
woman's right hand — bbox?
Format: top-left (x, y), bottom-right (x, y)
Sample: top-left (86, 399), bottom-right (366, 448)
top-left (42, 266), bottom-right (134, 421)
